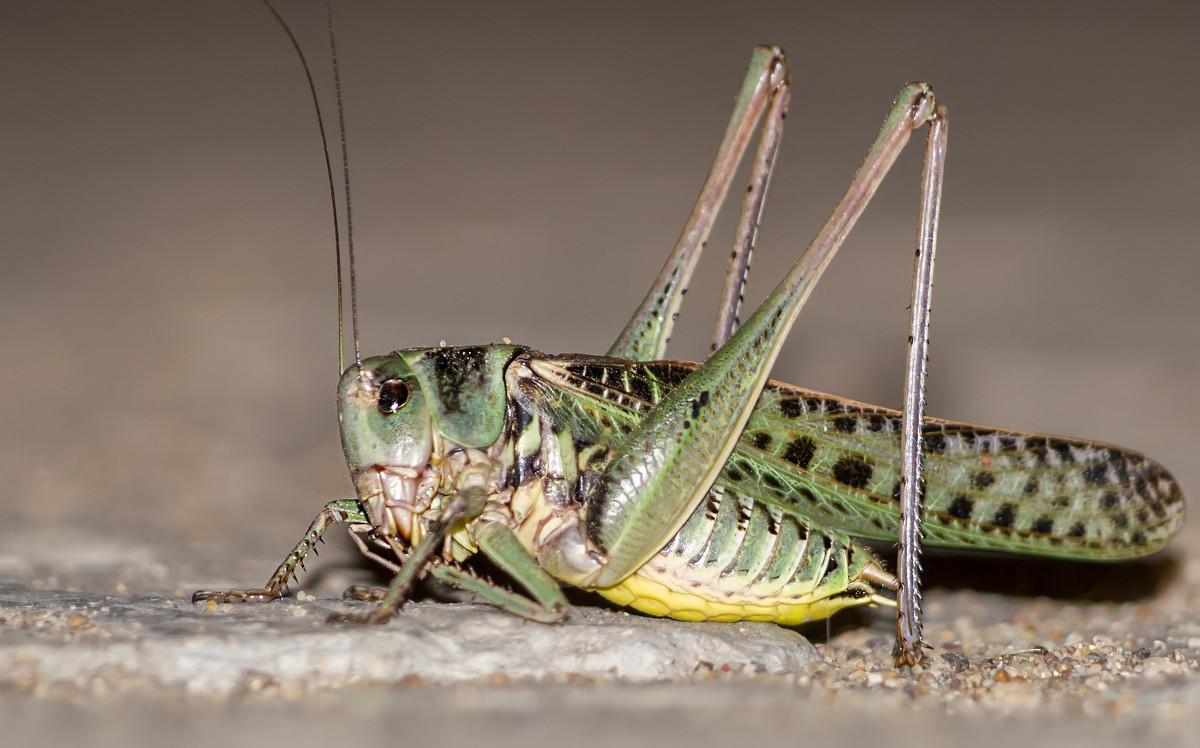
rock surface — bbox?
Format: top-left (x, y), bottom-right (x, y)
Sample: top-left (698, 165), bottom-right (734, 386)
top-left (0, 585), bottom-right (820, 695)
top-left (3, 526), bottom-right (1200, 748)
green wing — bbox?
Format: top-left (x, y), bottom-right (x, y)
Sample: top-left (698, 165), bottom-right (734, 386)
top-left (527, 354), bottom-right (1183, 561)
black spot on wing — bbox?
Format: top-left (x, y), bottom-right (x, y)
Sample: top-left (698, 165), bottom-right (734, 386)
top-left (1110, 453), bottom-right (1130, 484)
top-left (579, 364), bottom-right (606, 382)
top-left (921, 432), bottom-right (947, 453)
top-left (1028, 444), bottom-right (1048, 466)
top-left (751, 432), bottom-right (773, 451)
top-left (971, 471), bottom-right (995, 490)
top-left (626, 373), bottom-right (654, 403)
top-left (992, 504), bottom-right (1015, 528)
top-left (781, 437), bottom-right (816, 470)
top-left (778, 397), bottom-right (803, 419)
top-left (1082, 463), bottom-right (1109, 487)
top-left (833, 416), bottom-right (857, 434)
top-left (832, 456), bottom-right (873, 489)
top-left (947, 495), bottom-right (973, 520)
top-left (651, 362), bottom-right (693, 388)
top-left (1133, 478), bottom-right (1151, 502)
top-left (1048, 438), bottom-right (1075, 463)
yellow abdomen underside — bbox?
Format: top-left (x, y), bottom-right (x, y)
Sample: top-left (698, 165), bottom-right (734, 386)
top-left (595, 556), bottom-right (882, 625)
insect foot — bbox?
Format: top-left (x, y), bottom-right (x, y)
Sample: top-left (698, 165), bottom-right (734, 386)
top-left (342, 584), bottom-right (386, 601)
top-left (191, 588), bottom-right (280, 604)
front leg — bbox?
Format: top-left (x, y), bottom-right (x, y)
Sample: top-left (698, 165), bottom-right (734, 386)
top-left (327, 487), bottom-right (489, 625)
top-left (193, 498), bottom-right (366, 604)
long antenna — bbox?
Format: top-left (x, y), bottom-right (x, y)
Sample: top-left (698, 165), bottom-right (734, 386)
top-left (260, 0), bottom-right (358, 373)
top-left (325, 0), bottom-right (361, 371)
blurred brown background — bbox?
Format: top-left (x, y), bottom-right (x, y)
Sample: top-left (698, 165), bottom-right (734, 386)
top-left (2, 1), bottom-right (1196, 565)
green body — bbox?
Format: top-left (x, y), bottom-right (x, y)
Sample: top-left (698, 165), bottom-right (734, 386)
top-left (328, 347), bottom-right (1180, 626)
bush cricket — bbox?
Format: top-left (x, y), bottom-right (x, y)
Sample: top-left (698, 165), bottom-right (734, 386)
top-left (195, 3), bottom-right (1185, 667)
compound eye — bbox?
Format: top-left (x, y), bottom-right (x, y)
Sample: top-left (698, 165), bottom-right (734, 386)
top-left (377, 378), bottom-right (410, 415)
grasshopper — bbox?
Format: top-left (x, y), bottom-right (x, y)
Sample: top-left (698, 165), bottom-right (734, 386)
top-left (196, 16), bottom-right (1184, 666)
